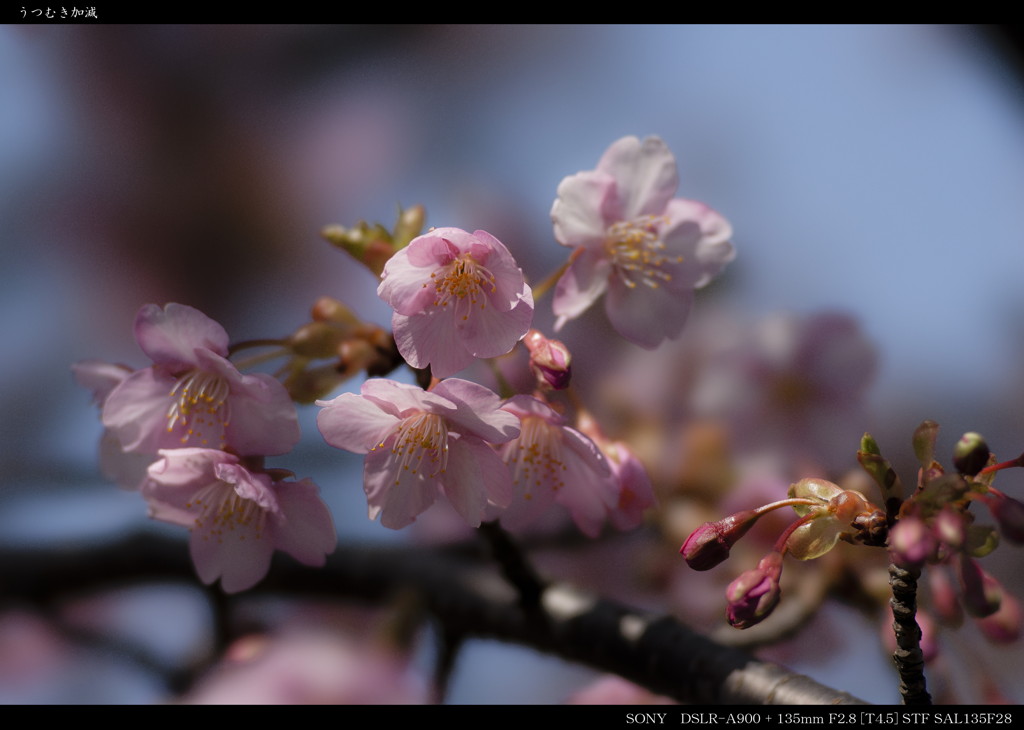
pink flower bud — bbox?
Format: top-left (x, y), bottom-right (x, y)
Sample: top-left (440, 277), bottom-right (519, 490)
top-left (927, 567), bottom-right (963, 628)
top-left (889, 516), bottom-right (937, 567)
top-left (987, 493), bottom-right (1024, 544)
top-left (725, 552), bottom-right (783, 629)
top-left (523, 329), bottom-right (572, 391)
top-left (680, 510), bottom-right (760, 571)
top-left (976, 590), bottom-right (1021, 644)
top-left (958, 555), bottom-right (1002, 618)
top-left (934, 508), bottom-right (965, 549)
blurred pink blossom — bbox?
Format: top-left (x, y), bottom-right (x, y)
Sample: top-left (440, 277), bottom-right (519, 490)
top-left (184, 629), bottom-right (427, 704)
top-left (551, 135), bottom-right (734, 348)
top-left (100, 303), bottom-right (300, 456)
top-left (144, 448), bottom-right (336, 593)
top-left (378, 227), bottom-right (534, 377)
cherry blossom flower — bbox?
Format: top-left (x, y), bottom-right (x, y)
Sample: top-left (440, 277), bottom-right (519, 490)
top-left (143, 448), bottom-right (336, 593)
top-left (316, 378), bottom-right (520, 529)
top-left (72, 359), bottom-right (154, 489)
top-left (575, 411), bottom-right (656, 531)
top-left (101, 303), bottom-right (299, 456)
top-left (378, 227), bottom-right (534, 377)
top-left (550, 135), bottom-right (734, 348)
top-left (497, 395), bottom-right (617, 537)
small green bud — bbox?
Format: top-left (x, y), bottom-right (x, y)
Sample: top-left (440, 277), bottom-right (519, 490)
top-left (912, 420), bottom-right (940, 468)
top-left (860, 433), bottom-right (880, 455)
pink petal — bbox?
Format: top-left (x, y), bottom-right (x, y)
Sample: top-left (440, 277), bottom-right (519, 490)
top-left (391, 309), bottom-right (476, 378)
top-left (316, 393), bottom-right (402, 454)
top-left (362, 446), bottom-right (440, 529)
top-left (359, 378), bottom-right (455, 418)
top-left (72, 360), bottom-right (132, 405)
top-left (378, 246), bottom-right (440, 316)
top-left (142, 448), bottom-right (237, 527)
top-left (551, 169), bottom-right (617, 249)
top-left (190, 512), bottom-right (275, 593)
top-left (552, 249), bottom-right (611, 328)
top-left (271, 478), bottom-right (337, 566)
top-left (597, 136), bottom-right (679, 221)
top-left (134, 303), bottom-right (229, 369)
top-left (221, 371), bottom-right (301, 456)
top-left (456, 292), bottom-right (533, 359)
top-left (443, 436), bottom-right (515, 524)
top-left (661, 198), bottom-right (736, 290)
top-left (467, 230), bottom-right (533, 310)
top-left (430, 378), bottom-right (520, 443)
top-left (102, 368), bottom-right (179, 452)
top-left (604, 276), bottom-right (695, 349)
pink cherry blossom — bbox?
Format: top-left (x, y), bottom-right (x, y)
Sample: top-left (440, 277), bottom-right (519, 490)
top-left (551, 135), bottom-right (735, 348)
top-left (378, 227), bottom-right (534, 377)
top-left (497, 395), bottom-right (617, 538)
top-left (72, 359), bottom-right (154, 489)
top-left (143, 448), bottom-right (336, 593)
top-left (316, 378), bottom-right (520, 529)
top-left (101, 303), bottom-right (299, 456)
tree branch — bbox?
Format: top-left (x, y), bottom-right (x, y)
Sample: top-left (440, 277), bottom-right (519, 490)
top-left (1, 532), bottom-right (868, 705)
top-left (888, 561), bottom-right (932, 705)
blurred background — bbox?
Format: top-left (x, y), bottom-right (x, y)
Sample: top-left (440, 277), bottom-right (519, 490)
top-left (3, 24), bottom-right (1024, 704)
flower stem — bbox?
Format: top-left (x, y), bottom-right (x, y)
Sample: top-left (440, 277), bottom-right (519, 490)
top-left (531, 256), bottom-right (573, 301)
top-left (888, 561), bottom-right (932, 705)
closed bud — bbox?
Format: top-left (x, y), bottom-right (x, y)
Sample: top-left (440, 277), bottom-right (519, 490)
top-left (392, 204), bottom-right (426, 249)
top-left (934, 508), bottom-right (965, 549)
top-left (725, 552), bottom-right (784, 629)
top-left (680, 510), bottom-right (760, 571)
top-left (987, 493), bottom-right (1024, 544)
top-left (860, 432), bottom-right (881, 455)
top-left (928, 566), bottom-right (963, 628)
top-left (976, 591), bottom-right (1021, 644)
top-left (953, 432), bottom-right (990, 477)
top-left (322, 221), bottom-right (396, 277)
top-left (289, 321), bottom-right (347, 359)
top-left (311, 297), bottom-right (361, 326)
top-left (523, 329), bottom-right (572, 391)
top-left (285, 364), bottom-right (345, 404)
top-left (889, 516), bottom-right (937, 566)
top-left (958, 555), bottom-right (1002, 618)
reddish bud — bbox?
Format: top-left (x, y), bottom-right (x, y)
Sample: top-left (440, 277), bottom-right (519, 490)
top-left (680, 510), bottom-right (760, 571)
top-left (988, 493), bottom-right (1024, 544)
top-left (523, 329), bottom-right (572, 391)
top-left (889, 516), bottom-right (937, 567)
top-left (976, 591), bottom-right (1021, 644)
top-left (725, 552), bottom-right (784, 629)
top-left (958, 555), bottom-right (1002, 618)
top-left (927, 566), bottom-right (963, 628)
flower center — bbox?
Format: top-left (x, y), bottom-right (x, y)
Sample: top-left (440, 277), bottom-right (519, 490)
top-left (188, 480), bottom-right (266, 541)
top-left (429, 253), bottom-right (497, 321)
top-left (605, 215), bottom-right (680, 289)
top-left (166, 368), bottom-right (231, 448)
top-left (505, 416), bottom-right (566, 498)
top-left (379, 412), bottom-right (449, 484)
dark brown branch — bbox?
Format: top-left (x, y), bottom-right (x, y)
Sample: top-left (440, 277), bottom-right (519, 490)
top-left (888, 562), bottom-right (932, 705)
top-left (1, 532), bottom-right (867, 705)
